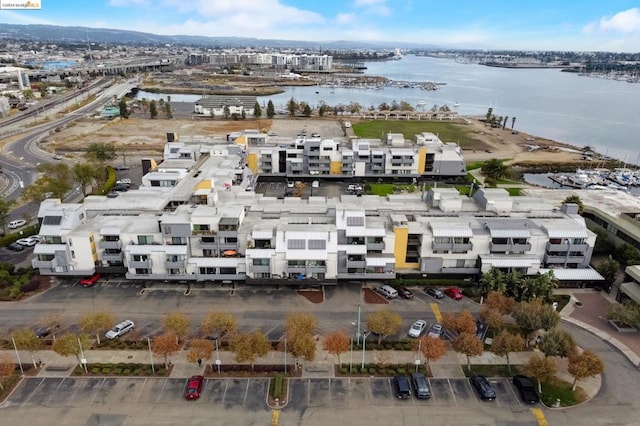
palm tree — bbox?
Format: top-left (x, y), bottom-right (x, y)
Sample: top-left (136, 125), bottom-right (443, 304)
top-left (481, 267), bottom-right (507, 293)
top-left (511, 116), bottom-right (516, 132)
top-left (502, 116), bottom-right (509, 130)
top-left (481, 158), bottom-right (511, 180)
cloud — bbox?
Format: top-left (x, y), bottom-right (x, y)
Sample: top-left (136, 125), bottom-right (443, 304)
top-left (0, 10), bottom-right (51, 25)
top-left (336, 13), bottom-right (355, 25)
top-left (354, 0), bottom-right (386, 5)
top-left (584, 8), bottom-right (640, 34)
top-left (353, 0), bottom-right (391, 16)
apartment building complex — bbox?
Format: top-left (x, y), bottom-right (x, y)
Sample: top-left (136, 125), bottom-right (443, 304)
top-left (32, 139), bottom-right (602, 288)
top-left (187, 52), bottom-right (333, 71)
top-left (246, 132), bottom-right (466, 179)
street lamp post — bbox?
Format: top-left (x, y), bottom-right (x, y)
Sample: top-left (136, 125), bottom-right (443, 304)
top-left (147, 337), bottom-right (155, 374)
top-left (356, 304), bottom-right (361, 345)
top-left (215, 338), bottom-right (221, 374)
top-left (361, 331), bottom-right (372, 369)
top-left (11, 337), bottom-right (23, 374)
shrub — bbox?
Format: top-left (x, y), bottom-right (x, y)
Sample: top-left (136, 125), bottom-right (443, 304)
top-left (114, 368), bottom-right (122, 375)
top-left (102, 367), bottom-right (111, 374)
top-left (133, 368), bottom-right (141, 376)
top-left (20, 277), bottom-right (40, 293)
top-left (91, 367), bottom-right (100, 374)
top-left (340, 367), bottom-right (348, 374)
top-left (397, 368), bottom-right (406, 375)
top-left (360, 367), bottom-right (367, 374)
top-left (123, 368), bottom-right (131, 375)
top-left (368, 367), bottom-right (376, 375)
top-left (273, 373), bottom-right (284, 399)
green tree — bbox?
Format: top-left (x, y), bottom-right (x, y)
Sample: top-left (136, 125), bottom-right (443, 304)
top-left (596, 256), bottom-right (620, 289)
top-left (539, 327), bottom-right (576, 358)
top-left (481, 158), bottom-right (511, 180)
top-left (606, 302), bottom-right (640, 328)
top-left (79, 311), bottom-right (115, 345)
top-left (266, 100), bottom-right (275, 118)
top-left (118, 98), bottom-right (129, 119)
top-left (525, 354), bottom-right (557, 393)
top-left (568, 350), bottom-right (604, 391)
top-left (52, 333), bottom-right (91, 364)
top-left (491, 329), bottom-right (525, 371)
top-left (86, 143), bottom-right (118, 162)
top-left (241, 109), bottom-right (246, 120)
top-left (563, 195), bottom-right (584, 214)
top-left (149, 100), bottom-right (158, 118)
top-left (229, 330), bottom-right (270, 370)
top-left (37, 82), bottom-right (49, 98)
top-left (287, 97), bottom-right (298, 116)
top-left (223, 105), bottom-right (230, 119)
top-left (614, 244), bottom-right (640, 268)
top-left (253, 102), bottom-right (262, 118)
top-left (23, 163), bottom-right (73, 202)
top-left (302, 103), bottom-right (312, 117)
top-left (0, 198), bottom-right (16, 234)
top-left (452, 332), bottom-right (484, 371)
top-left (163, 102), bottom-right (172, 119)
top-left (485, 107), bottom-right (493, 123)
top-left (481, 268), bottom-right (507, 293)
top-left (366, 309), bottom-right (402, 344)
top-left (442, 310), bottom-right (476, 335)
top-left (512, 299), bottom-right (560, 346)
top-left (72, 162), bottom-right (102, 195)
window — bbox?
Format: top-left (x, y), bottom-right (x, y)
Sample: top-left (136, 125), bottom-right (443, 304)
top-left (220, 267), bottom-right (236, 275)
top-left (43, 216), bottom-right (62, 225)
top-left (202, 249), bottom-right (214, 257)
top-left (288, 239), bottom-right (305, 249)
top-left (135, 268), bottom-right (150, 275)
top-left (168, 269), bottom-right (182, 275)
top-left (253, 259), bottom-right (270, 266)
top-left (193, 224), bottom-right (210, 231)
top-left (132, 254), bottom-right (148, 261)
top-left (199, 267), bottom-right (215, 275)
top-left (308, 240), bottom-right (326, 249)
top-left (137, 235), bottom-right (154, 244)
top-left (171, 237), bottom-right (187, 245)
top-left (71, 251), bottom-right (75, 259)
top-left (104, 235), bottom-right (120, 242)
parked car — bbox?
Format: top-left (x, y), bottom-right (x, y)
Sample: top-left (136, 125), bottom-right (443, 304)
top-left (425, 287), bottom-right (444, 299)
top-left (444, 287), bottom-right (463, 300)
top-left (184, 375), bottom-right (204, 400)
top-left (6, 242), bottom-right (24, 251)
top-left (375, 285), bottom-right (398, 299)
top-left (395, 286), bottom-right (414, 299)
top-left (53, 154), bottom-right (63, 160)
top-left (114, 165), bottom-right (130, 171)
top-left (8, 219), bottom-right (26, 229)
top-left (34, 325), bottom-right (59, 339)
top-left (427, 323), bottom-right (443, 338)
top-left (410, 372), bottom-right (431, 399)
top-left (105, 320), bottom-right (135, 339)
top-left (287, 181), bottom-right (294, 188)
top-left (408, 320), bottom-right (427, 338)
top-left (512, 375), bottom-right (539, 404)
top-left (312, 180), bottom-right (319, 188)
top-left (16, 237), bottom-right (39, 247)
top-left (393, 375), bottom-right (411, 399)
top-left (80, 273), bottom-right (101, 287)
top-left (470, 375), bottom-right (496, 401)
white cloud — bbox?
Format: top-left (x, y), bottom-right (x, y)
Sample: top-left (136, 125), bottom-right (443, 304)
top-left (354, 0), bottom-right (386, 5)
top-left (584, 8), bottom-right (640, 34)
top-left (336, 13), bottom-right (355, 25)
top-left (0, 10), bottom-right (51, 25)
top-left (353, 0), bottom-right (390, 16)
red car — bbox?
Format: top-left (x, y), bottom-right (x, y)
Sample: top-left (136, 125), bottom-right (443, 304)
top-left (185, 375), bottom-right (204, 400)
top-left (80, 273), bottom-right (101, 287)
top-left (444, 287), bottom-right (463, 300)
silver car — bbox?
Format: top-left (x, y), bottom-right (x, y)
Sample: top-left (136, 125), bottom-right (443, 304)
top-left (105, 320), bottom-right (135, 339)
top-left (408, 320), bottom-right (427, 338)
top-left (427, 323), bottom-right (443, 338)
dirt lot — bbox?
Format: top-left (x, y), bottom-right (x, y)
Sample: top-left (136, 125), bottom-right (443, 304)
top-left (43, 113), bottom-right (585, 167)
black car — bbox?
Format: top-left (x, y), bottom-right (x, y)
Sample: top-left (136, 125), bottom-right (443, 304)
top-left (393, 375), bottom-right (411, 399)
top-left (513, 375), bottom-right (539, 404)
top-left (425, 287), bottom-right (444, 299)
top-left (470, 375), bottom-right (496, 401)
top-left (6, 242), bottom-right (24, 251)
top-left (395, 286), bottom-right (414, 299)
top-left (410, 372), bottom-right (431, 399)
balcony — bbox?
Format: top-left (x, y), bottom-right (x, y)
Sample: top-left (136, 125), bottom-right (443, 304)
top-left (192, 229), bottom-right (216, 236)
top-left (286, 266), bottom-right (306, 274)
top-left (452, 242), bottom-right (473, 252)
top-left (32, 258), bottom-right (57, 268)
top-left (128, 259), bottom-right (152, 268)
top-left (251, 264), bottom-right (271, 273)
top-left (346, 259), bottom-right (366, 269)
top-left (546, 242), bottom-right (589, 252)
top-left (510, 243), bottom-right (532, 253)
top-left (99, 240), bottom-right (121, 250)
top-left (544, 254), bottom-right (587, 264)
top-left (101, 252), bottom-right (123, 262)
top-left (366, 242), bottom-right (385, 251)
top-left (165, 259), bottom-right (187, 268)
top-left (200, 239), bottom-right (217, 248)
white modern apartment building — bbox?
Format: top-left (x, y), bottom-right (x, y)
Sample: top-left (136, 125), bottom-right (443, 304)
top-left (32, 138), bottom-right (602, 288)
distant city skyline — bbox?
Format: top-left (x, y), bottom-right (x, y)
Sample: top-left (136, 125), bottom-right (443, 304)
top-left (2, 1), bottom-right (640, 52)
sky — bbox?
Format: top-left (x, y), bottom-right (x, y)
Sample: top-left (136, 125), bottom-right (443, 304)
top-left (2, 0), bottom-right (640, 52)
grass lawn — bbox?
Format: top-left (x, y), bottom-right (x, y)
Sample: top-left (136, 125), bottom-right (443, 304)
top-left (551, 294), bottom-right (571, 312)
top-left (540, 376), bottom-right (587, 407)
top-left (352, 120), bottom-right (488, 150)
top-left (463, 364), bottom-right (524, 377)
top-left (367, 183), bottom-right (417, 196)
top-left (504, 188), bottom-right (522, 196)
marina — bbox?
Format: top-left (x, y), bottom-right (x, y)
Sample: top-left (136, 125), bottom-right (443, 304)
top-left (525, 168), bottom-right (640, 196)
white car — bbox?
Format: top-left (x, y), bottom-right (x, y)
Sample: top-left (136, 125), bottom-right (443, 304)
top-left (408, 320), bottom-right (427, 338)
top-left (312, 180), bottom-right (319, 188)
top-left (105, 320), bottom-right (135, 339)
top-left (16, 236), bottom-right (40, 247)
top-left (8, 219), bottom-right (26, 229)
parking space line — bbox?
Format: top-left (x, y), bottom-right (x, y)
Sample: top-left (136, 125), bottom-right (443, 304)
top-left (67, 378), bottom-right (83, 403)
top-left (429, 303), bottom-right (443, 323)
top-left (23, 378), bottom-right (45, 405)
top-left (531, 408), bottom-right (549, 426)
top-left (155, 378), bottom-right (170, 403)
top-left (427, 379), bottom-right (437, 405)
top-left (307, 379), bottom-right (311, 406)
top-left (243, 379), bottom-right (250, 406)
top-left (89, 378), bottom-right (106, 406)
top-left (222, 378), bottom-right (229, 403)
top-left (505, 379), bottom-right (524, 408)
top-left (135, 378), bottom-right (148, 402)
top-left (447, 379), bottom-right (457, 406)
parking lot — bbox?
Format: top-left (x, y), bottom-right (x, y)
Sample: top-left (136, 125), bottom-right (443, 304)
top-left (254, 180), bottom-right (346, 199)
top-left (2, 376), bottom-right (540, 425)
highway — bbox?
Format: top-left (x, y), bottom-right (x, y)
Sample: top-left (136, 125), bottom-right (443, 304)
top-left (0, 78), bottom-right (139, 224)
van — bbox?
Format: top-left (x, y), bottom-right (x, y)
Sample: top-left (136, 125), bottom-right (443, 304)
top-left (8, 220), bottom-right (26, 229)
top-left (376, 284), bottom-right (398, 299)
